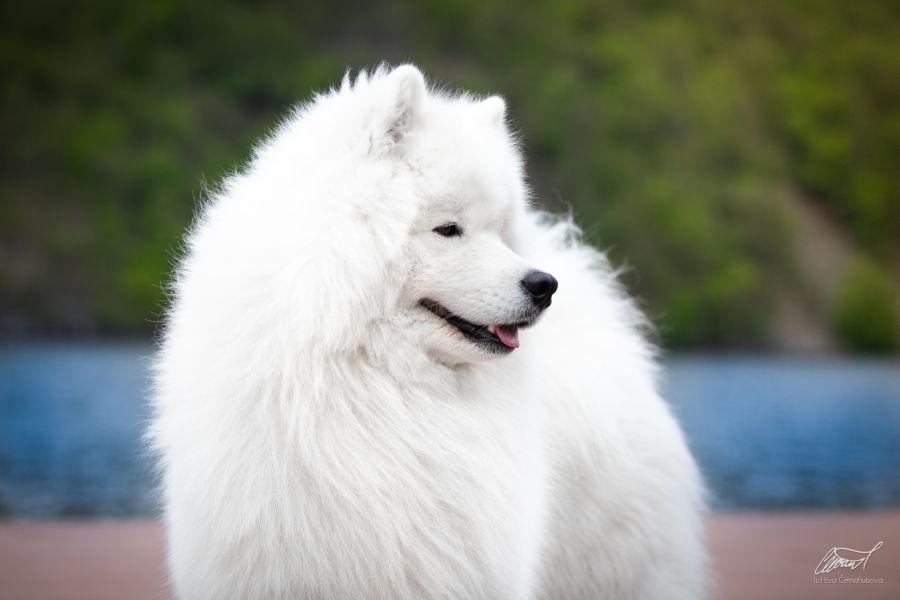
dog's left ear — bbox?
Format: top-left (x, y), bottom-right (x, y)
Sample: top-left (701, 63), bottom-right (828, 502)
top-left (373, 64), bottom-right (426, 152)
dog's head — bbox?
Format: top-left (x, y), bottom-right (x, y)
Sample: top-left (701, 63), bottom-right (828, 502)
top-left (374, 66), bottom-right (558, 363)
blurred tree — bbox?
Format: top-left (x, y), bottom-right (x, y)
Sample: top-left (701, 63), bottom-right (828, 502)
top-left (834, 261), bottom-right (899, 353)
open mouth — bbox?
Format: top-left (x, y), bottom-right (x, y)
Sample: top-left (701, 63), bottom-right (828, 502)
top-left (419, 299), bottom-right (534, 353)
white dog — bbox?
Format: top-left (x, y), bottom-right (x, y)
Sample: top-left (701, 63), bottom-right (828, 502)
top-left (150, 64), bottom-right (707, 599)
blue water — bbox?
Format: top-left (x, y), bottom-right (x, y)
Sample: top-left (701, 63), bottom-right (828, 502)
top-left (0, 343), bottom-right (156, 517)
top-left (665, 357), bottom-right (900, 509)
top-left (0, 343), bottom-right (898, 517)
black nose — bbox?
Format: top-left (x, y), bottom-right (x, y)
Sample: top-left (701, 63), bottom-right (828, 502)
top-left (521, 270), bottom-right (558, 308)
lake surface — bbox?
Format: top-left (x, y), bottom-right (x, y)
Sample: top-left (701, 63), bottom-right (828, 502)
top-left (1, 343), bottom-right (898, 517)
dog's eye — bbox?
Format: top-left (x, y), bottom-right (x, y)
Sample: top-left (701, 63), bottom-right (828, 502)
top-left (432, 222), bottom-right (463, 237)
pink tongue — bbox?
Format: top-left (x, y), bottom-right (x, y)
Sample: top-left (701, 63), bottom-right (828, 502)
top-left (494, 325), bottom-right (520, 349)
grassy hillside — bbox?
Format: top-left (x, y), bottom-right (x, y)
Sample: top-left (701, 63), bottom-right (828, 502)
top-left (1, 0), bottom-right (898, 351)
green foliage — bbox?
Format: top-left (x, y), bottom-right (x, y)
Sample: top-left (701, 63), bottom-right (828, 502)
top-left (1, 0), bottom-right (897, 349)
top-left (833, 261), bottom-right (899, 353)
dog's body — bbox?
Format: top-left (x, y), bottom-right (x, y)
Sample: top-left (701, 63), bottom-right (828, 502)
top-left (151, 65), bottom-right (707, 599)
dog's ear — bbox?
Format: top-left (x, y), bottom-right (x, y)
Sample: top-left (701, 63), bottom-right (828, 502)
top-left (372, 64), bottom-right (426, 152)
top-left (480, 96), bottom-right (507, 127)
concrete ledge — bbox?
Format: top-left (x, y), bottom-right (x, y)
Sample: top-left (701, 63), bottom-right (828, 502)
top-left (2, 512), bottom-right (898, 599)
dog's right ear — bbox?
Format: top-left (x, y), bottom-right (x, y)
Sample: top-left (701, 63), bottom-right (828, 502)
top-left (370, 64), bottom-right (426, 154)
top-left (480, 96), bottom-right (507, 127)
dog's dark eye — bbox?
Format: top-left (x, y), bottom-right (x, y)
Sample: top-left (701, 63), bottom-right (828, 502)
top-left (432, 222), bottom-right (463, 237)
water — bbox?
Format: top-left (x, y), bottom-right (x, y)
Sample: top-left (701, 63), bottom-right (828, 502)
top-left (0, 343), bottom-right (156, 517)
top-left (665, 356), bottom-right (900, 509)
top-left (0, 343), bottom-right (898, 517)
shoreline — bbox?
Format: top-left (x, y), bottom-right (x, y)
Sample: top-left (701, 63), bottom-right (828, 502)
top-left (2, 511), bottom-right (898, 599)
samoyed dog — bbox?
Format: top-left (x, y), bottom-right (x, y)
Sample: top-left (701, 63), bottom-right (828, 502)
top-left (151, 64), bottom-right (707, 599)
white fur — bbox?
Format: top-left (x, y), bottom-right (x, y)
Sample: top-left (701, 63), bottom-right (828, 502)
top-left (150, 64), bottom-right (708, 599)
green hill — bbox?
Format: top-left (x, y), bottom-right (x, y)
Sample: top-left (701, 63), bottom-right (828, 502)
top-left (1, 0), bottom-right (898, 351)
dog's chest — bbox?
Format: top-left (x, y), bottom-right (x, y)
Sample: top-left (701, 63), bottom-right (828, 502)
top-left (285, 388), bottom-right (546, 598)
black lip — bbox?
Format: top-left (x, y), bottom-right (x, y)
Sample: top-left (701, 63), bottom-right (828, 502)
top-left (418, 299), bottom-right (535, 354)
